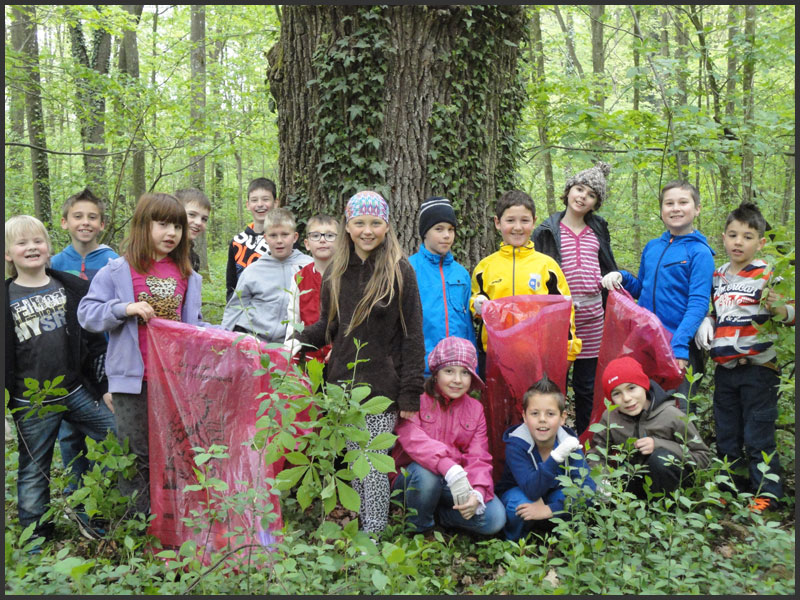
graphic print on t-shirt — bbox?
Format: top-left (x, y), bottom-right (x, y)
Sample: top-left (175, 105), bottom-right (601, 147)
top-left (137, 275), bottom-right (184, 323)
top-left (11, 285), bottom-right (68, 342)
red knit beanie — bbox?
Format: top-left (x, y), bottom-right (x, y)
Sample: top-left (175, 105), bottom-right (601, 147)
top-left (602, 356), bottom-right (650, 400)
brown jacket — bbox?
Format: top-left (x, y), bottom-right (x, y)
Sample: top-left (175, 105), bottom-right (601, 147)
top-left (297, 251), bottom-right (424, 412)
top-left (589, 380), bottom-right (711, 470)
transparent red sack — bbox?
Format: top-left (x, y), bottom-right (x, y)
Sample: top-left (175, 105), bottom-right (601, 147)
top-left (482, 295), bottom-right (573, 479)
top-left (146, 319), bottom-right (286, 556)
top-left (579, 289), bottom-right (684, 445)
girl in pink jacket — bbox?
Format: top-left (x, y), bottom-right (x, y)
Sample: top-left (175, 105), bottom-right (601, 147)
top-left (391, 336), bottom-right (505, 535)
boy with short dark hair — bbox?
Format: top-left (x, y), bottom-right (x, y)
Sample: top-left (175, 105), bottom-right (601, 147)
top-left (222, 208), bottom-right (312, 342)
top-left (495, 375), bottom-right (595, 541)
top-left (694, 202), bottom-right (794, 511)
top-left (284, 213), bottom-right (337, 361)
top-left (174, 188), bottom-right (211, 272)
top-left (409, 196), bottom-right (477, 376)
top-left (588, 356), bottom-right (711, 499)
top-left (602, 181), bottom-right (715, 409)
top-left (50, 187), bottom-right (119, 495)
top-left (471, 190), bottom-right (581, 367)
top-left (225, 177), bottom-right (278, 300)
top-left (5, 215), bottom-right (116, 544)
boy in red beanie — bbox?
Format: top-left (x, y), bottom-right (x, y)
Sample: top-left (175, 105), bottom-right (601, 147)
top-left (588, 356), bottom-right (711, 498)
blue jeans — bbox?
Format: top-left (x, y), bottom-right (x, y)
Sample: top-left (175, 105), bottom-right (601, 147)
top-left (713, 363), bottom-right (782, 500)
top-left (9, 386), bottom-right (117, 535)
top-left (501, 486), bottom-right (560, 542)
top-left (392, 462), bottom-right (505, 535)
top-left (57, 421), bottom-right (89, 493)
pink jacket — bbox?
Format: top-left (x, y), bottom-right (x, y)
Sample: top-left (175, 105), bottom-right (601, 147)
top-left (392, 392), bottom-right (495, 502)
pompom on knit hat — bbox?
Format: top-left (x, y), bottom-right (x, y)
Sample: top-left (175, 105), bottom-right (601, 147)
top-left (602, 356), bottom-right (650, 400)
top-left (564, 161), bottom-right (611, 208)
top-left (418, 196), bottom-right (457, 240)
top-left (428, 336), bottom-right (485, 391)
top-left (345, 190), bottom-right (389, 223)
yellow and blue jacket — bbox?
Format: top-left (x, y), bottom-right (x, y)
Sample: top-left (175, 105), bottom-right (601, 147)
top-left (470, 241), bottom-right (581, 360)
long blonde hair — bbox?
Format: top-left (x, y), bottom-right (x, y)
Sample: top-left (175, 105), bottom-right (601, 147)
top-left (325, 216), bottom-right (407, 339)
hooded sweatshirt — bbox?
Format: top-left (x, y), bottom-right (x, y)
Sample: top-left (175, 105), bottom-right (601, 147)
top-left (225, 224), bottom-right (270, 301)
top-left (496, 423), bottom-right (596, 515)
top-left (588, 379), bottom-right (712, 471)
top-left (50, 244), bottom-right (119, 281)
top-left (620, 230), bottom-right (715, 360)
top-left (222, 248), bottom-right (312, 342)
top-left (408, 244), bottom-right (476, 375)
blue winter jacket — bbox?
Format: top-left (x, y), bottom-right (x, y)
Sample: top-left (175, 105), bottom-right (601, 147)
top-left (495, 424), bottom-right (596, 515)
top-left (51, 244), bottom-right (119, 281)
top-left (408, 245), bottom-right (476, 375)
top-left (621, 230), bottom-right (715, 361)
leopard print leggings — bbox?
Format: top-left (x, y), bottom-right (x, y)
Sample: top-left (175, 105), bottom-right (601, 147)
top-left (346, 411), bottom-right (397, 534)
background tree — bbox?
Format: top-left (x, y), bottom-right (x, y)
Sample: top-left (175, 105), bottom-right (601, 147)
top-left (266, 4), bottom-right (526, 263)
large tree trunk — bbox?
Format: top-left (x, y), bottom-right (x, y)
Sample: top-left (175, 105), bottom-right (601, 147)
top-left (13, 5), bottom-right (51, 224)
top-left (267, 5), bottom-right (526, 265)
top-left (719, 5), bottom-right (739, 205)
top-left (530, 7), bottom-right (555, 216)
top-left (552, 6), bottom-right (584, 77)
top-left (8, 13), bottom-right (27, 171)
top-left (119, 5), bottom-right (146, 202)
top-left (631, 8), bottom-right (642, 260)
top-left (68, 7), bottom-right (112, 199)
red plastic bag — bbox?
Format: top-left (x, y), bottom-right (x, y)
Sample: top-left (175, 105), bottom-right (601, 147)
top-left (146, 319), bottom-right (286, 555)
top-left (580, 289), bottom-right (684, 445)
top-left (482, 295), bottom-right (573, 479)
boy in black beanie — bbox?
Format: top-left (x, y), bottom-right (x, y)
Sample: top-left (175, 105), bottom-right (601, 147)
top-left (409, 197), bottom-right (477, 375)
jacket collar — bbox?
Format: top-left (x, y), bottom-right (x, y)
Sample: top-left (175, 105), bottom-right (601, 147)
top-left (418, 243), bottom-right (453, 266)
top-left (498, 240), bottom-right (535, 256)
top-left (508, 422), bottom-right (571, 469)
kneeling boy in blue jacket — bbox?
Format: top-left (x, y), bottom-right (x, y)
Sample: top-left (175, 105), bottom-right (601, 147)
top-left (496, 375), bottom-right (595, 541)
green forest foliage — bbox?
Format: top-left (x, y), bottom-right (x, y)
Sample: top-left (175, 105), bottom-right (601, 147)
top-left (4, 4), bottom-right (795, 594)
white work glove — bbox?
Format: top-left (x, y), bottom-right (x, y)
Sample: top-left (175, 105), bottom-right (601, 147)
top-left (284, 337), bottom-right (302, 357)
top-left (694, 317), bottom-right (715, 351)
top-left (472, 295), bottom-right (488, 316)
top-left (444, 465), bottom-right (474, 506)
top-left (601, 271), bottom-right (623, 291)
top-left (550, 436), bottom-right (582, 464)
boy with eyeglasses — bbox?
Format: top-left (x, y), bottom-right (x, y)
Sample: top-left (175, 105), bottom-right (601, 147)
top-left (284, 214), bottom-right (338, 362)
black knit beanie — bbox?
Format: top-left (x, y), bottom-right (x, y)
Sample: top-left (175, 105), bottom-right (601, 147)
top-left (418, 196), bottom-right (456, 239)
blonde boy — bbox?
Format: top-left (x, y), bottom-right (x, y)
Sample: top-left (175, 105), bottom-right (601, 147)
top-left (222, 208), bottom-right (312, 342)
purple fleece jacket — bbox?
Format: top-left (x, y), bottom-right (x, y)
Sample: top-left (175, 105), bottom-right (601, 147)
top-left (77, 256), bottom-right (208, 394)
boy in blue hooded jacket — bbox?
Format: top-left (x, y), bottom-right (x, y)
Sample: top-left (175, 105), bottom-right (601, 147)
top-left (408, 197), bottom-right (476, 376)
top-left (602, 181), bottom-right (715, 409)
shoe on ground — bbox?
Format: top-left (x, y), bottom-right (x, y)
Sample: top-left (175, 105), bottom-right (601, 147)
top-left (748, 496), bottom-right (776, 513)
top-left (64, 506), bottom-right (103, 540)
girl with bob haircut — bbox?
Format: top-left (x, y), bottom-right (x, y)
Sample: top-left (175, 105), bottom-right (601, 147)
top-left (294, 189), bottom-right (425, 535)
top-left (78, 192), bottom-right (209, 518)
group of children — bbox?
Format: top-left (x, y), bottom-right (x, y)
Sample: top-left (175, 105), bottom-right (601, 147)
top-left (4, 165), bottom-right (793, 547)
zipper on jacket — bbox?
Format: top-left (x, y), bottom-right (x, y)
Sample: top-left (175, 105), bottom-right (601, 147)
top-left (651, 236), bottom-right (674, 313)
top-left (439, 257), bottom-right (450, 337)
top-left (512, 247), bottom-right (517, 294)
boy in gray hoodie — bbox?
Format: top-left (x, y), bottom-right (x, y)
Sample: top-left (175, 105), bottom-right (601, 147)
top-left (222, 208), bottom-right (312, 342)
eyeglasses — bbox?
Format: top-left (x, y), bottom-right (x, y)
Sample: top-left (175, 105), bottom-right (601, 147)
top-left (307, 232), bottom-right (337, 242)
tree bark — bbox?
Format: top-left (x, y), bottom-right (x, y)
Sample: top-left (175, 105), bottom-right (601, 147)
top-left (741, 5), bottom-right (756, 204)
top-left (780, 145), bottom-right (794, 226)
top-left (720, 5), bottom-right (739, 205)
top-left (530, 7), bottom-right (555, 216)
top-left (119, 5), bottom-right (146, 203)
top-left (68, 7), bottom-right (112, 199)
top-left (673, 12), bottom-right (690, 178)
top-left (631, 8), bottom-right (642, 259)
top-left (8, 13), bottom-right (27, 171)
top-left (189, 5), bottom-right (208, 273)
top-left (590, 5), bottom-right (604, 111)
top-left (13, 5), bottom-right (51, 224)
top-left (267, 6), bottom-right (526, 264)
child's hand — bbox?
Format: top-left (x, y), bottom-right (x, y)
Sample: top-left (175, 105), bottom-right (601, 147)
top-left (551, 435), bottom-right (581, 463)
top-left (676, 358), bottom-right (689, 370)
top-left (694, 316), bottom-right (715, 351)
top-left (601, 271), bottom-right (623, 290)
top-left (399, 410), bottom-right (417, 420)
top-left (634, 437), bottom-right (655, 455)
top-left (102, 392), bottom-right (113, 414)
top-left (453, 493), bottom-right (480, 520)
top-left (516, 499), bottom-right (553, 521)
top-left (764, 289), bottom-right (790, 320)
top-left (472, 295), bottom-right (488, 315)
top-left (126, 301), bottom-right (156, 322)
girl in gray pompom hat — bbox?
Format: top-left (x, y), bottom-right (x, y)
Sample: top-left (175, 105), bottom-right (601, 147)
top-left (532, 162), bottom-right (619, 436)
